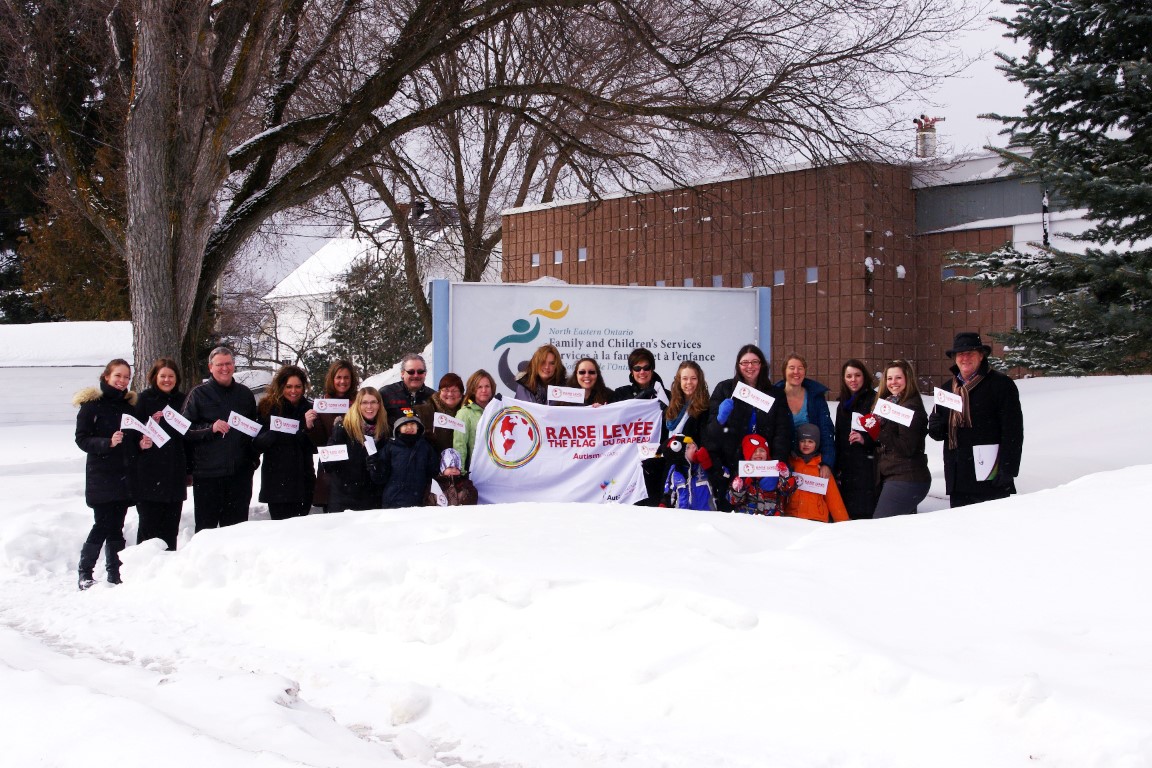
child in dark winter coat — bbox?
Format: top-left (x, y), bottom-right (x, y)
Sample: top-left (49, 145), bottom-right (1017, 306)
top-left (727, 434), bottom-right (795, 516)
top-left (368, 411), bottom-right (439, 509)
top-left (661, 435), bottom-right (715, 510)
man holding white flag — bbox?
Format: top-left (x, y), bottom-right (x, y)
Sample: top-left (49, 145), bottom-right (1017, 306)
top-left (469, 397), bottom-right (662, 505)
top-left (182, 347), bottom-right (259, 531)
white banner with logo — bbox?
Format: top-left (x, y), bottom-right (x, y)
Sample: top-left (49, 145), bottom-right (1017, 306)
top-left (468, 398), bottom-right (661, 505)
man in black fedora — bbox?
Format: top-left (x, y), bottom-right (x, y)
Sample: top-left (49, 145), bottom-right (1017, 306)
top-left (928, 332), bottom-right (1024, 508)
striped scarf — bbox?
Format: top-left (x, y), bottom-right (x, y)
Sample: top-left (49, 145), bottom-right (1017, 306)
top-left (948, 370), bottom-right (984, 449)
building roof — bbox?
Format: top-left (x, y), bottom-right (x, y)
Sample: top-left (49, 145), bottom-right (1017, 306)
top-left (263, 237), bottom-right (372, 301)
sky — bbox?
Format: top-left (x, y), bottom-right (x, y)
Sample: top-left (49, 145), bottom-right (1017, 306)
top-left (2, 314), bottom-right (1151, 766)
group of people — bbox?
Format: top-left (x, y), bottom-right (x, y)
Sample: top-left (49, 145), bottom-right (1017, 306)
top-left (73, 332), bottom-right (1023, 590)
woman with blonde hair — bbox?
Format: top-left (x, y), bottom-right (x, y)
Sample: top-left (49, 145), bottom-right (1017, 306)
top-left (514, 344), bottom-right (566, 404)
top-left (325, 387), bottom-right (388, 512)
top-left (873, 359), bottom-right (931, 518)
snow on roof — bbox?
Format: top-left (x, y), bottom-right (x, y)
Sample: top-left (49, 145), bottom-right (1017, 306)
top-left (0, 321), bottom-right (133, 367)
top-left (263, 237), bottom-right (372, 300)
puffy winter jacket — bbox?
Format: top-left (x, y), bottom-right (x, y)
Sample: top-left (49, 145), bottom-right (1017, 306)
top-left (74, 382), bottom-right (137, 506)
top-left (131, 387), bottom-right (188, 503)
top-left (253, 397), bottom-right (317, 505)
top-left (182, 377), bottom-right (259, 479)
top-left (784, 454), bottom-right (849, 523)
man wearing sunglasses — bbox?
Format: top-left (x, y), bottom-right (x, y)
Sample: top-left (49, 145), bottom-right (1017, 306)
top-left (612, 347), bottom-right (670, 506)
top-left (380, 352), bottom-right (436, 425)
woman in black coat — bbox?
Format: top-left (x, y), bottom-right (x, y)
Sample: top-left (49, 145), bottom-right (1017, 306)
top-left (254, 365), bottom-right (317, 520)
top-left (834, 358), bottom-right (878, 520)
top-left (326, 387), bottom-right (388, 512)
top-left (705, 344), bottom-right (793, 508)
top-left (873, 359), bottom-right (931, 518)
top-left (131, 357), bottom-right (188, 549)
top-left (74, 358), bottom-right (137, 590)
top-left (611, 347), bottom-right (670, 506)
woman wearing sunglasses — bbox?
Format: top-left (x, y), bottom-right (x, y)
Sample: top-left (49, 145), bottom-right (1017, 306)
top-left (612, 348), bottom-right (670, 505)
top-left (564, 357), bottom-right (613, 406)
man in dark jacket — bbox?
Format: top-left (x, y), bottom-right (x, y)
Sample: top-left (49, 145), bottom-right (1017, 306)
top-left (381, 353), bottom-right (436, 425)
top-left (182, 347), bottom-right (259, 531)
top-left (928, 332), bottom-right (1024, 508)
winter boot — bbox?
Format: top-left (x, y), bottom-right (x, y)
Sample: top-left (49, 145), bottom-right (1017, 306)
top-left (78, 571), bottom-right (96, 591)
top-left (107, 570), bottom-right (122, 585)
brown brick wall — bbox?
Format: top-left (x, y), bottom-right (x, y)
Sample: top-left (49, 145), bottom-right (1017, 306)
top-left (502, 162), bottom-right (1022, 393)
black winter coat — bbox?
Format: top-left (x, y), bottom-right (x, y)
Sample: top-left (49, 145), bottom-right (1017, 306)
top-left (928, 362), bottom-right (1024, 496)
top-left (131, 387), bottom-right (188, 503)
top-left (182, 377), bottom-right (259, 478)
top-left (834, 388), bottom-right (877, 519)
top-left (368, 431), bottom-right (438, 509)
top-left (254, 398), bottom-right (317, 504)
top-left (705, 378), bottom-right (793, 473)
top-left (74, 382), bottom-right (137, 506)
top-left (325, 419), bottom-right (383, 512)
top-left (875, 396), bottom-right (931, 485)
top-left (380, 381), bottom-right (436, 426)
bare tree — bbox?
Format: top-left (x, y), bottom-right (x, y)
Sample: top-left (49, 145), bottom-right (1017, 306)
top-left (0, 0), bottom-right (977, 378)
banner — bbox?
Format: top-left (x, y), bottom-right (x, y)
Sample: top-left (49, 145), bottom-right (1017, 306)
top-left (469, 398), bottom-right (661, 505)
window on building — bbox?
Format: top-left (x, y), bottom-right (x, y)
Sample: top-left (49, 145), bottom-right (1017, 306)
top-left (531, 253), bottom-right (540, 267)
top-left (323, 301), bottom-right (336, 322)
top-left (554, 249), bottom-right (563, 264)
top-left (941, 266), bottom-right (957, 280)
top-left (773, 269), bottom-right (785, 286)
top-left (655, 280), bottom-right (666, 287)
top-left (742, 272), bottom-right (754, 288)
top-left (578, 247), bottom-right (588, 262)
top-left (684, 277), bottom-right (694, 287)
top-left (806, 267), bottom-right (819, 284)
top-left (712, 275), bottom-right (723, 287)
top-left (1019, 286), bottom-right (1055, 332)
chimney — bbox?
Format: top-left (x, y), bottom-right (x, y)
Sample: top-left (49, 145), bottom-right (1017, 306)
top-left (913, 114), bottom-right (945, 158)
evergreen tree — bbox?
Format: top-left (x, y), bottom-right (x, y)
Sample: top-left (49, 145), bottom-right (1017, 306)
top-left (320, 255), bottom-right (429, 381)
top-left (948, 0), bottom-right (1152, 374)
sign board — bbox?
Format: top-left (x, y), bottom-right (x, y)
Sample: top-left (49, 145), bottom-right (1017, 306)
top-left (437, 282), bottom-right (766, 399)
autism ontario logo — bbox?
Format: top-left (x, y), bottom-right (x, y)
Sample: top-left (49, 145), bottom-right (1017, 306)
top-left (485, 405), bottom-right (542, 469)
top-left (493, 299), bottom-right (570, 392)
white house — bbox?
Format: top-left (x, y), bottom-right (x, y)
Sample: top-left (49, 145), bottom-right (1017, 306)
top-left (252, 205), bottom-right (500, 368)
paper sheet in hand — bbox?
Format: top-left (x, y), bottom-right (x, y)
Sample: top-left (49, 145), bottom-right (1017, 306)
top-left (795, 474), bottom-right (829, 495)
top-left (314, 398), bottom-right (350, 414)
top-left (270, 415), bottom-right (299, 434)
top-left (227, 411), bottom-right (261, 437)
top-left (874, 399), bottom-right (915, 427)
top-left (162, 405), bottom-right (190, 434)
top-left (738, 460), bottom-right (778, 478)
top-left (317, 444), bottom-right (349, 462)
top-left (934, 387), bottom-right (964, 412)
top-left (973, 444), bottom-right (999, 482)
top-left (547, 385), bottom-right (586, 405)
top-left (732, 382), bottom-right (776, 413)
top-left (433, 412), bottom-right (466, 432)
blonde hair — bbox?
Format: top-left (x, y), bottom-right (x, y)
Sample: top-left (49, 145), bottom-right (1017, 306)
top-left (665, 360), bottom-right (710, 420)
top-left (342, 387), bottom-right (388, 444)
top-left (876, 359), bottom-right (922, 405)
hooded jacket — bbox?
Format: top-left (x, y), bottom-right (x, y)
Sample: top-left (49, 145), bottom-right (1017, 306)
top-left (784, 453), bottom-right (849, 523)
top-left (74, 382), bottom-right (138, 506)
top-left (368, 415), bottom-right (439, 509)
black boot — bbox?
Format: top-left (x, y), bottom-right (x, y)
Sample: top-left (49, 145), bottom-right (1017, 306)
top-left (78, 571), bottom-right (95, 591)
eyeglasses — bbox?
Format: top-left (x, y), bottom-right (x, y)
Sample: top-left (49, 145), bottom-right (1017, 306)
top-left (631, 364), bottom-right (654, 372)
top-left (738, 360), bottom-right (761, 367)
top-left (404, 369), bottom-right (426, 375)
top-left (577, 369), bottom-right (597, 376)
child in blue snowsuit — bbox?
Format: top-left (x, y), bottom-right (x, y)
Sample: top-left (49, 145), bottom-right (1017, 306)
top-left (661, 435), bottom-right (715, 511)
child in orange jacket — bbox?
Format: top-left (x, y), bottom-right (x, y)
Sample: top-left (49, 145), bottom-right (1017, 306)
top-left (784, 424), bottom-right (849, 523)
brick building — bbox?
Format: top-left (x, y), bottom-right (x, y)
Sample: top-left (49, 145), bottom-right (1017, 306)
top-left (500, 153), bottom-right (1068, 385)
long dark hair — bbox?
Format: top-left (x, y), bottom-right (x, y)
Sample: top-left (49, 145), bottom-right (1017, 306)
top-left (323, 359), bottom-right (359, 398)
top-left (732, 344), bottom-right (771, 391)
top-left (146, 357), bottom-right (182, 391)
top-left (838, 358), bottom-right (875, 402)
top-left (259, 364), bottom-right (309, 417)
top-left (566, 357), bottom-right (612, 405)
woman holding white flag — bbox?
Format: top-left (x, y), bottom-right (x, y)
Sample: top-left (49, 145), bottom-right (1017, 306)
top-left (131, 357), bottom-right (188, 550)
top-left (325, 387), bottom-right (388, 513)
top-left (74, 358), bottom-right (137, 590)
top-left (873, 359), bottom-right (931, 518)
top-left (254, 365), bottom-right (317, 520)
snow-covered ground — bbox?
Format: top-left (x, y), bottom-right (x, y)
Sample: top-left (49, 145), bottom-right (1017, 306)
top-left (1, 375), bottom-right (1150, 767)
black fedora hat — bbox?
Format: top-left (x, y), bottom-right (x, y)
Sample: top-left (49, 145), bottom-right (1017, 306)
top-left (946, 332), bottom-right (992, 358)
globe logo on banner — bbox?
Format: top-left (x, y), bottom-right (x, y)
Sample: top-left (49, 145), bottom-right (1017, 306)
top-left (485, 406), bottom-right (542, 469)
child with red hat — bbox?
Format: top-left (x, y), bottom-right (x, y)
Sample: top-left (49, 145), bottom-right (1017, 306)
top-left (660, 435), bottom-right (715, 511)
top-left (727, 434), bottom-right (795, 515)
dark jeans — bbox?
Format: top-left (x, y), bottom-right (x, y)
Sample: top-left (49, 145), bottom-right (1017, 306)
top-left (267, 501), bottom-right (310, 520)
top-left (137, 500), bottom-right (182, 550)
top-left (193, 472), bottom-right (253, 532)
top-left (79, 502), bottom-right (128, 577)
top-left (873, 480), bottom-right (930, 518)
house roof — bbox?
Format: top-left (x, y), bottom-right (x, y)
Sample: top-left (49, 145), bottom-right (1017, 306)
top-left (263, 237), bottom-right (372, 300)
